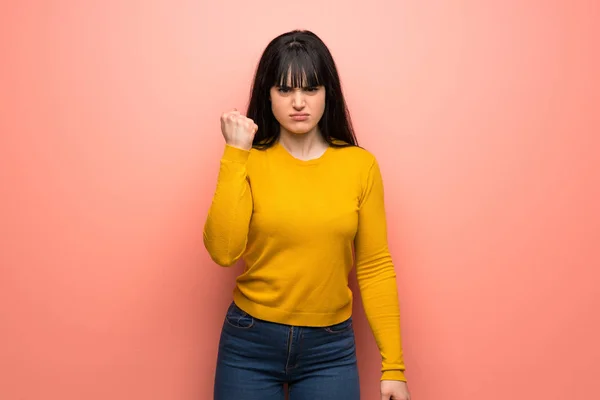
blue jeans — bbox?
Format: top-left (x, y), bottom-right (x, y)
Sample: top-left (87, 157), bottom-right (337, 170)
top-left (214, 301), bottom-right (361, 400)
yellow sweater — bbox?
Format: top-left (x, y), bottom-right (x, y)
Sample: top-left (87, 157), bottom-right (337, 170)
top-left (203, 141), bottom-right (406, 381)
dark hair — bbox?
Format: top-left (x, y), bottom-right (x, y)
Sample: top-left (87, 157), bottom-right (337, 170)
top-left (246, 30), bottom-right (359, 149)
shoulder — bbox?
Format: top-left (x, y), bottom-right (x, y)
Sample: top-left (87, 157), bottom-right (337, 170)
top-left (329, 144), bottom-right (379, 170)
top-left (248, 147), bottom-right (264, 158)
top-left (328, 145), bottom-right (390, 194)
top-left (247, 144), bottom-right (271, 162)
top-left (245, 143), bottom-right (276, 173)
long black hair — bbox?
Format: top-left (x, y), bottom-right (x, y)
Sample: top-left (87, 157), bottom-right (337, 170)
top-left (246, 30), bottom-right (359, 149)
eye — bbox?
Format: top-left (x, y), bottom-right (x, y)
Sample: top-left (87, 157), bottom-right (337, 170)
top-left (277, 86), bottom-right (291, 93)
top-left (305, 86), bottom-right (319, 92)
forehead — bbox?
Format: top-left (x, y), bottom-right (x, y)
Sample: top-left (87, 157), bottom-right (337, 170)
top-left (280, 70), bottom-right (307, 85)
top-left (275, 62), bottom-right (320, 87)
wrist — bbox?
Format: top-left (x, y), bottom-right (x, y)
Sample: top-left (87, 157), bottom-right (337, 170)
top-left (225, 140), bottom-right (253, 151)
top-left (381, 370), bottom-right (407, 382)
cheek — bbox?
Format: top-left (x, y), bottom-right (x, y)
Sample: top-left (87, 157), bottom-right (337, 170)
top-left (271, 100), bottom-right (286, 121)
top-left (313, 96), bottom-right (326, 116)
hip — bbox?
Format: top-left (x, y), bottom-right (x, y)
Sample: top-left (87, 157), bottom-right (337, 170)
top-left (217, 301), bottom-right (357, 376)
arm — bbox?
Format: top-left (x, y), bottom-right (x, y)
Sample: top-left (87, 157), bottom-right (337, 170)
top-left (203, 144), bottom-right (253, 267)
top-left (354, 157), bottom-right (407, 382)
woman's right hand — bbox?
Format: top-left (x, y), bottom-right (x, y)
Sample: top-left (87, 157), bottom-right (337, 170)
top-left (220, 109), bottom-right (258, 151)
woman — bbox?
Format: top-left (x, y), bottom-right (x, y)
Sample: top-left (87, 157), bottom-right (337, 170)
top-left (204, 29), bottom-right (411, 400)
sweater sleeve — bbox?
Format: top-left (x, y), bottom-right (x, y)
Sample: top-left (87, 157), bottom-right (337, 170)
top-left (203, 144), bottom-right (253, 267)
top-left (354, 157), bottom-right (407, 382)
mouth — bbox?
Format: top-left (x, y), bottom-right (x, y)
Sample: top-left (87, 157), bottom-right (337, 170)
top-left (290, 113), bottom-right (309, 121)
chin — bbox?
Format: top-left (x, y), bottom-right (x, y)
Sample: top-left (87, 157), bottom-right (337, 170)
top-left (289, 130), bottom-right (310, 135)
top-left (284, 125), bottom-right (315, 136)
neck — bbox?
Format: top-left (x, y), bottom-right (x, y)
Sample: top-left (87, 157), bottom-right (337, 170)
top-left (278, 127), bottom-right (328, 160)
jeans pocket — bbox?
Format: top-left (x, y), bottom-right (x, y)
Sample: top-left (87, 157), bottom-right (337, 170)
top-left (225, 302), bottom-right (255, 329)
top-left (323, 317), bottom-right (353, 333)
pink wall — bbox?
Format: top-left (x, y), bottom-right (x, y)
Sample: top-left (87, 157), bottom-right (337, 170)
top-left (1, 1), bottom-right (598, 399)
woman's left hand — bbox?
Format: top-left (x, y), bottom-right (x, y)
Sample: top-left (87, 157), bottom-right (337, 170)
top-left (381, 380), bottom-right (411, 400)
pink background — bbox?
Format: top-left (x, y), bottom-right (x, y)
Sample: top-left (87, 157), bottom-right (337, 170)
top-left (1, 1), bottom-right (599, 399)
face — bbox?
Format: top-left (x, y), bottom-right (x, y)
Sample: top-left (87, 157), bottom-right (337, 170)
top-left (269, 75), bottom-right (326, 136)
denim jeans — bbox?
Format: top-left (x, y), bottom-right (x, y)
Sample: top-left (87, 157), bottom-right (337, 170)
top-left (214, 301), bottom-right (360, 400)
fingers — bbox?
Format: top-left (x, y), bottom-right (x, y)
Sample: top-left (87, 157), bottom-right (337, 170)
top-left (221, 109), bottom-right (243, 121)
top-left (220, 109), bottom-right (257, 139)
top-left (221, 110), bottom-right (256, 127)
top-left (221, 109), bottom-right (239, 118)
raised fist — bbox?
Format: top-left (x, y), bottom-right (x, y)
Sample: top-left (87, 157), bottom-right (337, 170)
top-left (220, 109), bottom-right (258, 151)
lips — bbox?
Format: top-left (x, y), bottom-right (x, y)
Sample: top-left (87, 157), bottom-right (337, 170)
top-left (290, 113), bottom-right (309, 121)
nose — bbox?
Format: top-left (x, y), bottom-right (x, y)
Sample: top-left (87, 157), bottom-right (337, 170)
top-left (292, 89), bottom-right (305, 109)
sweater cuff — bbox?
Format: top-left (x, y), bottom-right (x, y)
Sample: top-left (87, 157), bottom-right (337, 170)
top-left (381, 370), bottom-right (407, 382)
top-left (222, 144), bottom-right (251, 163)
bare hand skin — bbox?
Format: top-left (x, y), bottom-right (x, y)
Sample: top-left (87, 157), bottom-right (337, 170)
top-left (381, 380), bottom-right (411, 400)
top-left (220, 108), bottom-right (258, 151)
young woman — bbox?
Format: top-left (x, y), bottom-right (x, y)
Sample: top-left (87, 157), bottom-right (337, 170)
top-left (204, 29), bottom-right (411, 400)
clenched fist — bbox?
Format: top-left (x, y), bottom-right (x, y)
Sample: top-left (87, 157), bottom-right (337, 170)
top-left (220, 109), bottom-right (258, 151)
